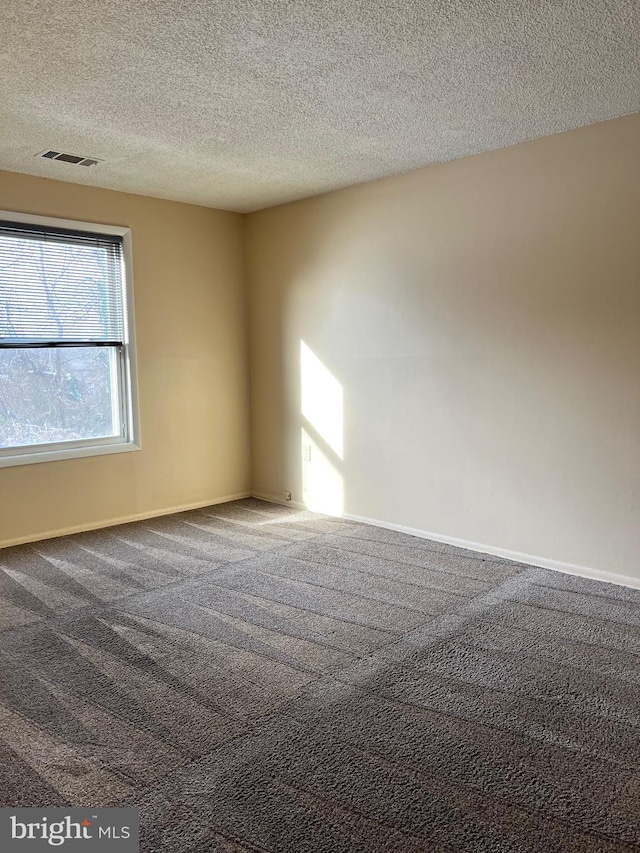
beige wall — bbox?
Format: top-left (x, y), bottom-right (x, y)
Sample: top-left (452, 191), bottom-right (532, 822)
top-left (245, 114), bottom-right (640, 583)
top-left (0, 170), bottom-right (250, 546)
top-left (3, 116), bottom-right (639, 581)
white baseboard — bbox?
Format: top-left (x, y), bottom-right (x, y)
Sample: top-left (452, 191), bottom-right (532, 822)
top-left (252, 491), bottom-right (307, 511)
top-left (252, 493), bottom-right (640, 592)
top-left (8, 487), bottom-right (637, 593)
top-left (0, 491), bottom-right (252, 549)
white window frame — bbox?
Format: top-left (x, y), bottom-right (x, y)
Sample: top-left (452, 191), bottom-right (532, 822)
top-left (0, 210), bottom-right (141, 468)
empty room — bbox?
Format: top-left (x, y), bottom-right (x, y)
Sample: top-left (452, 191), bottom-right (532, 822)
top-left (0, 1), bottom-right (639, 851)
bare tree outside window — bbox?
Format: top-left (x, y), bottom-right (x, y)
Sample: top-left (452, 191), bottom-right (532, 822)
top-left (0, 224), bottom-right (127, 453)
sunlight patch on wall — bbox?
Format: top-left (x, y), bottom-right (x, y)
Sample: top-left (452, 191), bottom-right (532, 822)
top-left (300, 341), bottom-right (344, 515)
top-left (300, 340), bottom-right (343, 458)
top-left (301, 428), bottom-right (344, 515)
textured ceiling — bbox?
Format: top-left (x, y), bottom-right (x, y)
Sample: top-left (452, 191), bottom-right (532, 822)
top-left (1, 1), bottom-right (639, 212)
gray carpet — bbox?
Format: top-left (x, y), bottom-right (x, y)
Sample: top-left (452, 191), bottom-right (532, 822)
top-left (0, 498), bottom-right (638, 852)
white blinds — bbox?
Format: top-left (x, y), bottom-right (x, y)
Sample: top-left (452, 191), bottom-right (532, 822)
top-left (0, 221), bottom-right (125, 344)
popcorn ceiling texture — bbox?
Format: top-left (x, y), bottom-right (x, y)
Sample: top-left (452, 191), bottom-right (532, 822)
top-left (1, 0), bottom-right (639, 212)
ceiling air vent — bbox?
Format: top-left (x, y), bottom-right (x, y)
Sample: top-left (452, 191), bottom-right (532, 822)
top-left (36, 150), bottom-right (101, 167)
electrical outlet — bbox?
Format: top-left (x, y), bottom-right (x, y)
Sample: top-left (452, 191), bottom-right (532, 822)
top-left (284, 491), bottom-right (292, 501)
top-left (303, 445), bottom-right (311, 461)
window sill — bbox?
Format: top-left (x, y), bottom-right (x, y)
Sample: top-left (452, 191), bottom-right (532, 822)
top-left (0, 439), bottom-right (141, 468)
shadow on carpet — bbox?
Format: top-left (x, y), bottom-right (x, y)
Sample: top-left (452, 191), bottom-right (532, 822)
top-left (0, 499), bottom-right (638, 852)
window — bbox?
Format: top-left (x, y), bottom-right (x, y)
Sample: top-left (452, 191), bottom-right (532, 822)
top-left (0, 211), bottom-right (139, 467)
